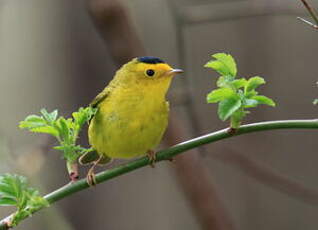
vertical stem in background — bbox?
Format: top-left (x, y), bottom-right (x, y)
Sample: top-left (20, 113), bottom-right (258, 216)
top-left (166, 114), bottom-right (236, 230)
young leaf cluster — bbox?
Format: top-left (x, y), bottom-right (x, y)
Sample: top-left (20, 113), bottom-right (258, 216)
top-left (19, 107), bottom-right (96, 164)
top-left (0, 174), bottom-right (49, 227)
top-left (205, 53), bottom-right (275, 128)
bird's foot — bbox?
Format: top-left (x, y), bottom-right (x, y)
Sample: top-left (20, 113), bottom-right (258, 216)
top-left (86, 168), bottom-right (97, 186)
top-left (86, 156), bottom-right (103, 186)
top-left (147, 150), bottom-right (157, 168)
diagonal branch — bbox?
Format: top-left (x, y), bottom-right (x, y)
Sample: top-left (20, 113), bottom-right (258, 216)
top-left (297, 17), bottom-right (318, 29)
top-left (213, 149), bottom-right (318, 206)
top-left (300, 0), bottom-right (318, 24)
top-left (0, 119), bottom-right (318, 229)
top-left (298, 0), bottom-right (318, 29)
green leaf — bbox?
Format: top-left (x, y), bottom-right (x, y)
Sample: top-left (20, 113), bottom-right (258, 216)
top-left (50, 110), bottom-right (58, 121)
top-left (20, 115), bottom-right (45, 124)
top-left (218, 96), bottom-right (242, 121)
top-left (252, 95), bottom-right (276, 107)
top-left (56, 118), bottom-right (70, 140)
top-left (40, 109), bottom-right (58, 123)
top-left (0, 197), bottom-right (17, 206)
top-left (20, 106), bottom-right (96, 175)
top-left (245, 90), bottom-right (258, 98)
top-left (0, 174), bottom-right (25, 199)
top-left (205, 53), bottom-right (275, 126)
top-left (0, 174), bottom-right (49, 227)
top-left (216, 76), bottom-right (234, 88)
top-left (243, 99), bottom-right (258, 108)
top-left (245, 76), bottom-right (265, 93)
top-left (27, 126), bottom-right (59, 137)
top-left (0, 183), bottom-right (16, 198)
top-left (207, 88), bottom-right (235, 103)
top-left (313, 99), bottom-right (318, 105)
top-left (73, 108), bottom-right (87, 127)
top-left (19, 112), bottom-right (59, 137)
top-left (19, 115), bottom-right (46, 129)
top-left (73, 107), bottom-right (96, 127)
top-left (232, 78), bottom-right (247, 89)
top-left (205, 53), bottom-right (237, 77)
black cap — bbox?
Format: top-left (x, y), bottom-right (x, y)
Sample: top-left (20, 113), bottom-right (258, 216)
top-left (137, 56), bottom-right (165, 64)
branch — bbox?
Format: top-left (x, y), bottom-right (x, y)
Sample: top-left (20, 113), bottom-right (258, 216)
top-left (297, 16), bottom-right (318, 29)
top-left (87, 0), bottom-right (145, 66)
top-left (173, 153), bottom-right (236, 230)
top-left (300, 0), bottom-right (318, 24)
top-left (298, 0), bottom-right (318, 29)
top-left (0, 119), bottom-right (318, 229)
top-left (166, 115), bottom-right (236, 230)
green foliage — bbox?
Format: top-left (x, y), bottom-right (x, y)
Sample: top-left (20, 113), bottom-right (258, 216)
top-left (218, 96), bottom-right (241, 121)
top-left (0, 174), bottom-right (48, 227)
top-left (204, 53), bottom-right (237, 77)
top-left (19, 107), bottom-right (96, 164)
top-left (205, 53), bottom-right (276, 128)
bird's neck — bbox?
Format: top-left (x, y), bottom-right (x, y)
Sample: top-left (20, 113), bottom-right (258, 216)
top-left (113, 77), bottom-right (173, 101)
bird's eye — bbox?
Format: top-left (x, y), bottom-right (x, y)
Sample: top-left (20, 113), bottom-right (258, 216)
top-left (146, 69), bottom-right (155, 77)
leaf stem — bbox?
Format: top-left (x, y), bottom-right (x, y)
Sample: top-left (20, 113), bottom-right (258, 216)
top-left (0, 119), bottom-right (318, 229)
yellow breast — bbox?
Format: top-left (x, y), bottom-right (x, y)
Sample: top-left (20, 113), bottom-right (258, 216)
top-left (88, 81), bottom-right (170, 159)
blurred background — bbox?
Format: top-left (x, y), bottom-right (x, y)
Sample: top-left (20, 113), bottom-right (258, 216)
top-left (0, 0), bottom-right (318, 229)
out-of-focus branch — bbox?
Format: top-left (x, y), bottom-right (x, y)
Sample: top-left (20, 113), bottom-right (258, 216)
top-left (213, 149), bottom-right (318, 206)
top-left (298, 0), bottom-right (318, 29)
top-left (300, 0), bottom-right (318, 24)
top-left (86, 0), bottom-right (145, 66)
top-left (166, 115), bottom-right (236, 230)
top-left (297, 17), bottom-right (318, 29)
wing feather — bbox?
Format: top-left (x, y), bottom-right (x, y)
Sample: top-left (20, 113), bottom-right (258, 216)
top-left (90, 87), bottom-right (111, 108)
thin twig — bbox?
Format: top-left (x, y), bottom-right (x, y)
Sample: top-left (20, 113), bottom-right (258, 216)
top-left (0, 119), bottom-right (318, 229)
top-left (297, 17), bottom-right (318, 29)
top-left (299, 0), bottom-right (318, 27)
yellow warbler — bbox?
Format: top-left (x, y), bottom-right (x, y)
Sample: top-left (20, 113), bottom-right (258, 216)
top-left (80, 56), bottom-right (183, 184)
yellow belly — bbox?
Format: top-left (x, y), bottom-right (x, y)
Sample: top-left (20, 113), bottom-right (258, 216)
top-left (88, 94), bottom-right (169, 159)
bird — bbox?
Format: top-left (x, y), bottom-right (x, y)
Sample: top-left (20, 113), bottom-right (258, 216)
top-left (79, 56), bottom-right (183, 185)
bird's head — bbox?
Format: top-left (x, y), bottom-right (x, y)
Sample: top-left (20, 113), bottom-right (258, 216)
top-left (114, 56), bottom-right (183, 88)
